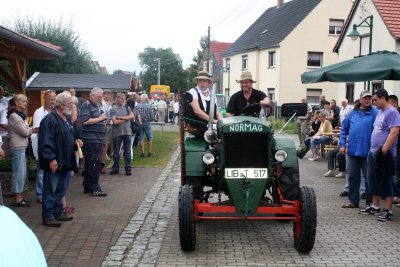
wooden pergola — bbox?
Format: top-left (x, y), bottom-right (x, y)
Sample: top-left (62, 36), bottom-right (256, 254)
top-left (0, 25), bottom-right (64, 93)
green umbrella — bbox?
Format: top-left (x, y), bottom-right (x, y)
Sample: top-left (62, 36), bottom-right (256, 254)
top-left (301, 51), bottom-right (400, 84)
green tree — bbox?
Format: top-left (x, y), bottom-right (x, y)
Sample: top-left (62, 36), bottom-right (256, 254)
top-left (185, 35), bottom-right (207, 89)
top-left (138, 47), bottom-right (186, 94)
top-left (10, 14), bottom-right (97, 77)
top-left (192, 35), bottom-right (207, 67)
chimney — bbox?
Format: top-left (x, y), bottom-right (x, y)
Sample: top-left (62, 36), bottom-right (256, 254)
top-left (278, 0), bottom-right (284, 5)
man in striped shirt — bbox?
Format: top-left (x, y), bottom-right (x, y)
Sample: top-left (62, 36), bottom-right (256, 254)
top-left (136, 94), bottom-right (154, 158)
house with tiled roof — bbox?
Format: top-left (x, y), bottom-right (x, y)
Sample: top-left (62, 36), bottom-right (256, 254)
top-left (333, 0), bottom-right (400, 101)
top-left (202, 41), bottom-right (232, 93)
top-left (221, 0), bottom-right (353, 107)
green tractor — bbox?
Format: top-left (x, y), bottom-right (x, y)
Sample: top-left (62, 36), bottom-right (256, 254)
top-left (179, 90), bottom-right (317, 253)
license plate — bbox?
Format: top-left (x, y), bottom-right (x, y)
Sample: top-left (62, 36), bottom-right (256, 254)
top-left (225, 168), bottom-right (268, 179)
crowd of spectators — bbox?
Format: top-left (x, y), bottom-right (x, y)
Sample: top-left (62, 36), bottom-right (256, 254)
top-left (298, 89), bottom-right (400, 222)
top-left (0, 87), bottom-right (165, 228)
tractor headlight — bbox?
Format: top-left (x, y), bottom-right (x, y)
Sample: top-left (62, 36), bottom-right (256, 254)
top-left (204, 129), bottom-right (217, 144)
top-left (275, 150), bottom-right (288, 162)
top-left (202, 152), bottom-right (215, 165)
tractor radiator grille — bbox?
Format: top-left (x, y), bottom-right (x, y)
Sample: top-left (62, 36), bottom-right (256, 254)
top-left (224, 132), bottom-right (269, 168)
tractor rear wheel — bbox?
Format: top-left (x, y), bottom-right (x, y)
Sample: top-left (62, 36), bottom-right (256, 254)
top-left (293, 186), bottom-right (317, 252)
top-left (279, 165), bottom-right (300, 201)
top-left (179, 184), bottom-right (196, 251)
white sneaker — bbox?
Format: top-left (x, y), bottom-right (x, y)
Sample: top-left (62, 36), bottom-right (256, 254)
top-left (324, 170), bottom-right (335, 177)
top-left (308, 156), bottom-right (319, 161)
top-left (335, 172), bottom-right (345, 178)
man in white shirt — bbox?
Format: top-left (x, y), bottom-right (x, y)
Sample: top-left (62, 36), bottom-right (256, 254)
top-left (171, 99), bottom-right (179, 125)
top-left (339, 99), bottom-right (353, 126)
top-left (157, 99), bottom-right (167, 123)
top-left (100, 89), bottom-right (113, 174)
top-left (31, 90), bottom-right (56, 203)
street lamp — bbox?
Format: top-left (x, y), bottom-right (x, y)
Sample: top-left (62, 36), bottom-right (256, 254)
top-left (223, 66), bottom-right (230, 98)
top-left (347, 15), bottom-right (373, 90)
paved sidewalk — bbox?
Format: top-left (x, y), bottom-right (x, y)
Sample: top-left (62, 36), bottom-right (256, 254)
top-left (2, 165), bottom-right (162, 267)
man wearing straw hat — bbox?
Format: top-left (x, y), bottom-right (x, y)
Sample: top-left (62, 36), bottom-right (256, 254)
top-left (226, 71), bottom-right (270, 117)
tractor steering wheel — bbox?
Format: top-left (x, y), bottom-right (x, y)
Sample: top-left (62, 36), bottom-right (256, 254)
top-left (239, 103), bottom-right (273, 118)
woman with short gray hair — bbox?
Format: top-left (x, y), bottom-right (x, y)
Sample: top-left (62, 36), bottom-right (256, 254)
top-left (8, 94), bottom-right (32, 207)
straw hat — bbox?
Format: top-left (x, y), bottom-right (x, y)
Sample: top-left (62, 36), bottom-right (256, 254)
top-left (236, 70), bottom-right (256, 83)
top-left (193, 71), bottom-right (213, 83)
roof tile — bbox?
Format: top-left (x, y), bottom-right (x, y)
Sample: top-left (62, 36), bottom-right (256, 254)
top-left (210, 41), bottom-right (232, 65)
top-left (374, 0), bottom-right (400, 38)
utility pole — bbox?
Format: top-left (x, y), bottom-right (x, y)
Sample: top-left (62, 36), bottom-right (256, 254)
top-left (157, 58), bottom-right (161, 85)
top-left (206, 26), bottom-right (210, 73)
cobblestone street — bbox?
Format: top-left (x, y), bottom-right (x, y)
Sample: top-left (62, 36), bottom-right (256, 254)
top-left (102, 143), bottom-right (400, 266)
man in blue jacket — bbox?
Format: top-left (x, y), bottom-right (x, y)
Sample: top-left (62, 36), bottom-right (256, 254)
top-left (39, 92), bottom-right (81, 227)
top-left (340, 91), bottom-right (378, 209)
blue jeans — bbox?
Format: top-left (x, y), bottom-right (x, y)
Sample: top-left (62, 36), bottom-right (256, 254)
top-left (310, 136), bottom-right (330, 149)
top-left (347, 155), bottom-right (367, 206)
top-left (171, 112), bottom-right (178, 124)
top-left (393, 150), bottom-right (400, 196)
top-left (35, 161), bottom-right (44, 199)
top-left (112, 135), bottom-right (131, 172)
top-left (42, 170), bottom-right (68, 220)
top-left (344, 155), bottom-right (366, 192)
top-left (10, 148), bottom-right (26, 194)
top-left (82, 143), bottom-right (102, 193)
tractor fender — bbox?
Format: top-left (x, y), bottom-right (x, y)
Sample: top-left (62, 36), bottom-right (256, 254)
top-left (274, 136), bottom-right (298, 168)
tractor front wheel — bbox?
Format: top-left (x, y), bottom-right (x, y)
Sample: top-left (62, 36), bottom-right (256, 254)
top-left (179, 184), bottom-right (196, 251)
top-left (293, 186), bottom-right (317, 252)
top-left (279, 165), bottom-right (300, 201)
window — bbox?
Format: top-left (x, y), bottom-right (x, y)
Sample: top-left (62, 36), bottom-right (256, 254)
top-left (225, 58), bottom-right (230, 71)
top-left (242, 55), bottom-right (248, 70)
top-left (307, 89), bottom-right (322, 105)
top-left (346, 83), bottom-right (354, 103)
top-left (329, 19), bottom-right (344, 35)
top-left (268, 88), bottom-right (275, 101)
top-left (372, 81), bottom-right (383, 92)
top-left (307, 52), bottom-right (323, 67)
top-left (268, 51), bottom-right (276, 68)
top-left (360, 36), bottom-right (370, 55)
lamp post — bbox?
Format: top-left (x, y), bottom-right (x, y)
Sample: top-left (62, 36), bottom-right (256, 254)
top-left (347, 15), bottom-right (373, 91)
top-left (223, 66), bottom-right (230, 98)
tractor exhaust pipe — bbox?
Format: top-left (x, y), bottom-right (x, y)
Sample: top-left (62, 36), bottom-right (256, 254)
top-left (205, 83), bottom-right (217, 143)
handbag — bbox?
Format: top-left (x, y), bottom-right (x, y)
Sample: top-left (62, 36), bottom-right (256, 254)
top-left (131, 120), bottom-right (141, 135)
top-left (126, 106), bottom-right (141, 135)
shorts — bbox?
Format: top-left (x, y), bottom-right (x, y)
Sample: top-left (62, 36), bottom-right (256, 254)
top-left (138, 122), bottom-right (153, 141)
top-left (367, 150), bottom-right (394, 198)
top-left (102, 124), bottom-right (113, 145)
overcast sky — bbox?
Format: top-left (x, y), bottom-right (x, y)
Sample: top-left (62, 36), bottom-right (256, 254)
top-left (1, 0), bottom-right (280, 74)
